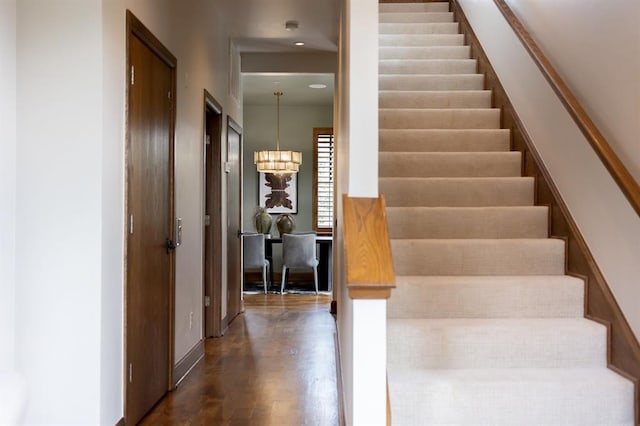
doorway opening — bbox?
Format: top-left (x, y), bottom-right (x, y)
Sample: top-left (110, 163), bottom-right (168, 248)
top-left (240, 73), bottom-right (335, 297)
top-left (203, 91), bottom-right (223, 338)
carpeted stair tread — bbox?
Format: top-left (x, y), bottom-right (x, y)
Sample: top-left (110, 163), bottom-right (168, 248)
top-left (379, 129), bottom-right (510, 152)
top-left (385, 206), bottom-right (548, 238)
top-left (379, 90), bottom-right (490, 108)
top-left (380, 108), bottom-right (499, 129)
top-left (388, 368), bottom-right (635, 426)
top-left (387, 275), bottom-right (584, 319)
top-left (391, 238), bottom-right (566, 276)
top-left (379, 2), bottom-right (450, 13)
top-left (379, 2), bottom-right (634, 423)
top-left (379, 12), bottom-right (454, 24)
top-left (380, 152), bottom-right (521, 177)
top-left (379, 58), bottom-right (477, 74)
top-left (379, 34), bottom-right (464, 47)
top-left (379, 22), bottom-right (459, 35)
top-left (387, 317), bottom-right (607, 369)
top-left (380, 177), bottom-right (534, 207)
top-left (380, 45), bottom-right (470, 60)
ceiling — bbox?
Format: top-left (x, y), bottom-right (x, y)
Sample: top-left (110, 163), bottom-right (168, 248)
top-left (215, 0), bottom-right (339, 106)
top-left (218, 0), bottom-right (340, 53)
top-left (242, 73), bottom-right (334, 106)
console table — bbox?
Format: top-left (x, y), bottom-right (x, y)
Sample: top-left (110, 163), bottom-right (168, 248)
top-left (265, 235), bottom-right (333, 292)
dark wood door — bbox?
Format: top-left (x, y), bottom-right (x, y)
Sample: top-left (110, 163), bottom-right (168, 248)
top-left (204, 92), bottom-right (223, 337)
top-left (126, 13), bottom-right (176, 425)
top-left (226, 118), bottom-right (243, 322)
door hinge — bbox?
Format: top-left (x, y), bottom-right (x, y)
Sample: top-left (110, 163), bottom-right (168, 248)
top-left (206, 135), bottom-right (211, 145)
top-left (168, 91), bottom-right (171, 99)
top-left (205, 296), bottom-right (211, 307)
top-left (130, 65), bottom-right (135, 85)
top-left (204, 215), bottom-right (211, 226)
top-left (129, 363), bottom-right (133, 383)
top-left (129, 214), bottom-right (134, 234)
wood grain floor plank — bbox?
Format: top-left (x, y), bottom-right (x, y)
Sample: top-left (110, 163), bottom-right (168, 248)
top-left (140, 294), bottom-right (339, 426)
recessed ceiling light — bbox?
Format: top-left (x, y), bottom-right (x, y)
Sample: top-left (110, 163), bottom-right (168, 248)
top-left (309, 84), bottom-right (327, 89)
top-left (295, 41), bottom-right (305, 46)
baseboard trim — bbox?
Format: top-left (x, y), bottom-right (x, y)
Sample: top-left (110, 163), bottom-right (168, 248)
top-left (452, 1), bottom-right (640, 421)
top-left (334, 331), bottom-right (346, 426)
top-left (115, 417), bottom-right (125, 426)
top-left (173, 339), bottom-right (205, 387)
top-left (221, 314), bottom-right (230, 336)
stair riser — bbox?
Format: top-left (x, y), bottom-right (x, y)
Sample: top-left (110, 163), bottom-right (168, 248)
top-left (380, 46), bottom-right (470, 60)
top-left (379, 22), bottom-right (459, 35)
top-left (380, 74), bottom-right (483, 91)
top-left (380, 109), bottom-right (499, 129)
top-left (379, 3), bottom-right (450, 13)
top-left (380, 177), bottom-right (534, 207)
top-left (389, 371), bottom-right (635, 425)
top-left (379, 129), bottom-right (511, 152)
top-left (379, 34), bottom-right (464, 47)
top-left (379, 12), bottom-right (454, 24)
top-left (380, 152), bottom-right (521, 177)
top-left (379, 59), bottom-right (477, 75)
top-left (380, 90), bottom-right (491, 109)
top-left (388, 320), bottom-right (607, 369)
top-left (385, 205), bottom-right (548, 238)
top-left (387, 277), bottom-right (584, 319)
top-left (390, 239), bottom-right (566, 275)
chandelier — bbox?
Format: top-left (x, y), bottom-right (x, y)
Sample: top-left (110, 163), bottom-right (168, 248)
top-left (254, 91), bottom-right (302, 174)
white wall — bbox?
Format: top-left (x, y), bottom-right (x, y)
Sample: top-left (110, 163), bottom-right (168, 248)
top-left (0, 0), bottom-right (17, 372)
top-left (125, 0), bottom-right (240, 361)
top-left (336, 0), bottom-right (383, 424)
top-left (242, 104), bottom-right (334, 234)
top-left (458, 0), bottom-right (640, 339)
top-left (100, 0), bottom-right (126, 423)
top-left (504, 0), bottom-right (640, 184)
top-left (16, 1), bottom-right (104, 423)
top-left (12, 0), bottom-right (239, 423)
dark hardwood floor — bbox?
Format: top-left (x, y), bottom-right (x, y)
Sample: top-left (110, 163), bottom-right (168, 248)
top-left (140, 294), bottom-right (339, 426)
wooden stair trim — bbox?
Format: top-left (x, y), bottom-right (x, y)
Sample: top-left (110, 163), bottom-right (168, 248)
top-left (491, 0), bottom-right (640, 218)
top-left (451, 1), bottom-right (640, 421)
top-left (343, 195), bottom-right (396, 299)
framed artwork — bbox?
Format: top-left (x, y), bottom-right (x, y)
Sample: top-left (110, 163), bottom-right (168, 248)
top-left (259, 172), bottom-right (298, 214)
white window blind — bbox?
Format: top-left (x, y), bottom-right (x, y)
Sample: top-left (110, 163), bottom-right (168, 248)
top-left (313, 128), bottom-right (334, 232)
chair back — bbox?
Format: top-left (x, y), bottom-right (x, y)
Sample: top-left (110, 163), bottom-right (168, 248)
top-left (282, 233), bottom-right (317, 268)
top-left (243, 233), bottom-right (266, 268)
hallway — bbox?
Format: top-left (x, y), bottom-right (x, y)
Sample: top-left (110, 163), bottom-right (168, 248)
top-left (140, 294), bottom-right (339, 425)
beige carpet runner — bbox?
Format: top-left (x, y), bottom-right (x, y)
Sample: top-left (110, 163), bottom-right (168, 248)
top-left (379, 2), bottom-right (635, 425)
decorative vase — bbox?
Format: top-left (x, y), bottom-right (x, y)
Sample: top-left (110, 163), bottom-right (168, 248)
top-left (276, 213), bottom-right (295, 236)
top-left (253, 207), bottom-right (272, 235)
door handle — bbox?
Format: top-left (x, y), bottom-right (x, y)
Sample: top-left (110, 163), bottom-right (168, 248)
top-left (166, 238), bottom-right (177, 254)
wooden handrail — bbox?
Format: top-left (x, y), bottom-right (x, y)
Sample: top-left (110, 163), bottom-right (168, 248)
top-left (343, 195), bottom-right (396, 299)
top-left (493, 0), bottom-right (640, 218)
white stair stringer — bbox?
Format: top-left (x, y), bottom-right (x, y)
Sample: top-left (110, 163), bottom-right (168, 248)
top-left (379, 3), bottom-right (635, 425)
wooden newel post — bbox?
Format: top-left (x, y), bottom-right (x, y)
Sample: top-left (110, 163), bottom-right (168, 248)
top-left (343, 194), bottom-right (396, 426)
top-left (343, 195), bottom-right (396, 299)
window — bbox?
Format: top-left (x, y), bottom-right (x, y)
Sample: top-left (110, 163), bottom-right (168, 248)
top-left (313, 128), bottom-right (334, 233)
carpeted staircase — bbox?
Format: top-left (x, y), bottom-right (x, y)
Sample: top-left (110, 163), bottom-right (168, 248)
top-left (379, 2), bottom-right (635, 424)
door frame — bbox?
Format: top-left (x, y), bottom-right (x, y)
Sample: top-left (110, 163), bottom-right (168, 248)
top-left (203, 90), bottom-right (223, 337)
top-left (226, 116), bottom-right (243, 323)
top-left (124, 10), bottom-right (177, 421)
